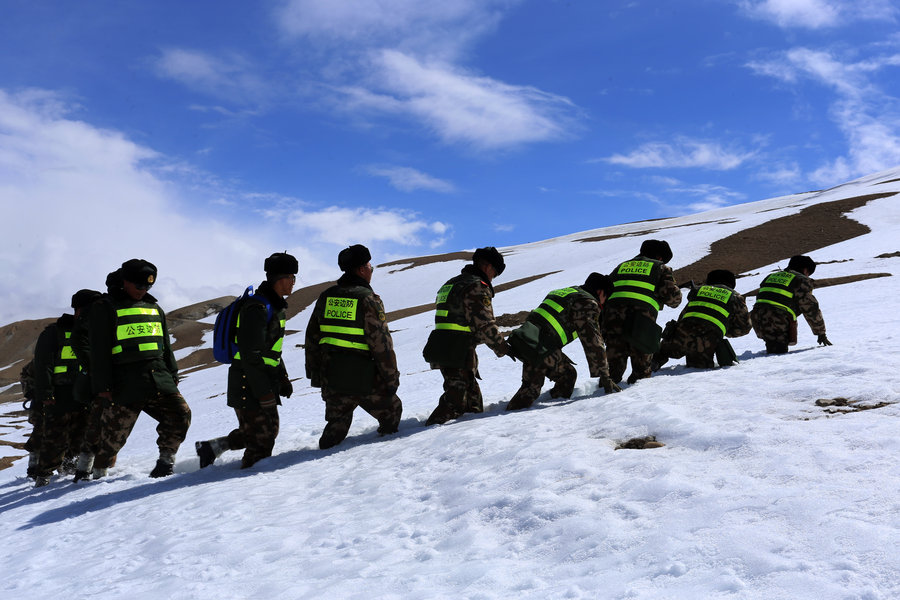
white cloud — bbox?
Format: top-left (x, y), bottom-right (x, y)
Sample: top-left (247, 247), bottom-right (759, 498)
top-left (366, 165), bottom-right (456, 193)
top-left (283, 205), bottom-right (449, 248)
top-left (0, 89), bottom-right (449, 323)
top-left (153, 48), bottom-right (269, 106)
top-left (749, 48), bottom-right (900, 186)
top-left (602, 138), bottom-right (754, 170)
top-left (340, 50), bottom-right (576, 150)
top-left (739, 0), bottom-right (898, 29)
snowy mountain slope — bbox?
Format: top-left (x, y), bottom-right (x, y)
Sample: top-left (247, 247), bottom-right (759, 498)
top-left (2, 168), bottom-right (900, 599)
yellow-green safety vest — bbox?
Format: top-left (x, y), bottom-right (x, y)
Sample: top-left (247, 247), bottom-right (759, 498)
top-left (682, 285), bottom-right (734, 336)
top-left (608, 258), bottom-right (664, 313)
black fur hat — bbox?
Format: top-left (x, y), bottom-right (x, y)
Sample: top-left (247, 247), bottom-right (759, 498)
top-left (71, 289), bottom-right (102, 310)
top-left (787, 255), bottom-right (816, 275)
top-left (264, 252), bottom-right (299, 278)
top-left (472, 246), bottom-right (505, 275)
top-left (337, 244), bottom-right (372, 272)
top-left (120, 259), bottom-right (157, 289)
top-left (639, 239), bottom-right (673, 263)
top-left (706, 269), bottom-right (736, 289)
top-left (583, 272), bottom-right (614, 299)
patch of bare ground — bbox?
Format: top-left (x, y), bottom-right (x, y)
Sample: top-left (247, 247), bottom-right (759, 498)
top-left (814, 397), bottom-right (892, 414)
top-left (615, 435), bottom-right (665, 450)
top-left (876, 251), bottom-right (900, 259)
top-left (378, 251), bottom-right (475, 273)
top-left (671, 193), bottom-right (896, 285)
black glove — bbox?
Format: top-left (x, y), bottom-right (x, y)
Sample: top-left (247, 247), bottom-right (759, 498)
top-left (280, 377), bottom-right (293, 398)
top-left (817, 334), bottom-right (833, 346)
top-left (599, 375), bottom-right (622, 394)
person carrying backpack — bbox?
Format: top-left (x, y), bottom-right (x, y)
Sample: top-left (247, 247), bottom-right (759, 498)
top-left (196, 252), bottom-right (297, 469)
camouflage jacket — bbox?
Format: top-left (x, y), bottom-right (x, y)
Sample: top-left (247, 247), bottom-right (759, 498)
top-left (567, 294), bottom-right (610, 377)
top-left (439, 265), bottom-right (507, 357)
top-left (305, 273), bottom-right (400, 391)
top-left (755, 269), bottom-right (826, 334)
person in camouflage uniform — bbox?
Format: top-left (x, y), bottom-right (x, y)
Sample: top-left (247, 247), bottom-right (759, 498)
top-left (652, 269), bottom-right (751, 370)
top-left (603, 239), bottom-right (683, 384)
top-left (424, 247), bottom-right (513, 425)
top-left (751, 255), bottom-right (831, 354)
top-left (72, 275), bottom-right (118, 481)
top-left (84, 259), bottom-right (191, 480)
top-left (305, 245), bottom-right (402, 449)
top-left (506, 273), bottom-right (621, 411)
top-left (196, 253), bottom-right (298, 468)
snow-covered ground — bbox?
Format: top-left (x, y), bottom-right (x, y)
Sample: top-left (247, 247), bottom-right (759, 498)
top-left (2, 169), bottom-right (900, 599)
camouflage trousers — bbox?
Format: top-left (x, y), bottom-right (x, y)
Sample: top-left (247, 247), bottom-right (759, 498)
top-left (320, 382), bottom-right (402, 449)
top-left (655, 319), bottom-right (720, 369)
top-left (95, 392), bottom-right (191, 469)
top-left (426, 368), bottom-right (483, 425)
top-left (603, 305), bottom-right (657, 384)
top-left (506, 349), bottom-right (577, 410)
top-left (35, 405), bottom-right (90, 478)
top-left (78, 395), bottom-right (107, 456)
top-left (750, 304), bottom-right (793, 354)
top-left (24, 406), bottom-right (44, 454)
top-left (226, 406), bottom-right (280, 468)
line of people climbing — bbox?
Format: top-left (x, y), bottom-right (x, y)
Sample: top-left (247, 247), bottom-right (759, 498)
top-left (22, 240), bottom-right (831, 487)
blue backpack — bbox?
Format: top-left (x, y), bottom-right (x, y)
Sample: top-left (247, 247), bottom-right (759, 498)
top-left (212, 286), bottom-right (273, 364)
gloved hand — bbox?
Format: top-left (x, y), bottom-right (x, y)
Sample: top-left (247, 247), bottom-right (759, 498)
top-left (280, 377), bottom-right (293, 398)
top-left (817, 334), bottom-right (833, 346)
top-left (258, 392), bottom-right (278, 409)
top-left (599, 375), bottom-right (622, 394)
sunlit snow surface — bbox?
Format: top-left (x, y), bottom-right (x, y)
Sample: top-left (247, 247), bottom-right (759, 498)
top-left (2, 169), bottom-right (900, 599)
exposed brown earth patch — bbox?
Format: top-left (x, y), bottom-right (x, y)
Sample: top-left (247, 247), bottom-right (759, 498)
top-left (743, 272), bottom-right (892, 296)
top-left (815, 397), bottom-right (892, 414)
top-left (615, 435), bottom-right (665, 450)
top-left (876, 251), bottom-right (900, 259)
top-left (378, 251), bottom-right (475, 273)
top-left (671, 193), bottom-right (895, 285)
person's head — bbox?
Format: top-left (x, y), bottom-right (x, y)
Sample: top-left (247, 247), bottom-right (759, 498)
top-left (338, 244), bottom-right (374, 283)
top-left (264, 252), bottom-right (299, 297)
top-left (472, 246), bottom-right (505, 282)
top-left (120, 259), bottom-right (157, 300)
top-left (71, 289), bottom-right (101, 317)
top-left (705, 269), bottom-right (736, 289)
top-left (583, 272), bottom-right (614, 306)
top-left (639, 239), bottom-right (673, 263)
top-left (105, 270), bottom-right (123, 294)
top-left (787, 255), bottom-right (816, 276)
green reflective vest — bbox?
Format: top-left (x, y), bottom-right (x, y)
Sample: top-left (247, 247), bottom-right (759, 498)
top-left (756, 270), bottom-right (802, 320)
top-left (527, 286), bottom-right (594, 349)
top-left (609, 258), bottom-right (664, 313)
top-left (682, 285), bottom-right (734, 336)
top-left (316, 285), bottom-right (373, 354)
top-left (234, 298), bottom-right (285, 367)
top-left (110, 303), bottom-right (165, 364)
top-left (51, 327), bottom-right (80, 385)
top-left (433, 271), bottom-right (484, 335)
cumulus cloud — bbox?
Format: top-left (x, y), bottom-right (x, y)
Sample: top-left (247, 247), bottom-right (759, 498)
top-left (365, 165), bottom-right (456, 193)
top-left (739, 0), bottom-right (898, 29)
top-left (0, 89), bottom-right (448, 323)
top-left (602, 138), bottom-right (754, 170)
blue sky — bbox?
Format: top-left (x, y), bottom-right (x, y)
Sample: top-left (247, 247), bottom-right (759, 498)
top-left (2, 0), bottom-right (900, 322)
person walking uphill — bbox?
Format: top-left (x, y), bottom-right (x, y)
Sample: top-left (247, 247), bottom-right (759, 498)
top-left (506, 273), bottom-right (621, 412)
top-left (29, 292), bottom-right (97, 487)
top-left (86, 259), bottom-right (191, 479)
top-left (196, 252), bottom-right (297, 469)
top-left (603, 239), bottom-right (682, 384)
top-left (423, 247), bottom-right (513, 425)
top-left (750, 255), bottom-right (831, 354)
top-left (305, 245), bottom-right (402, 450)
